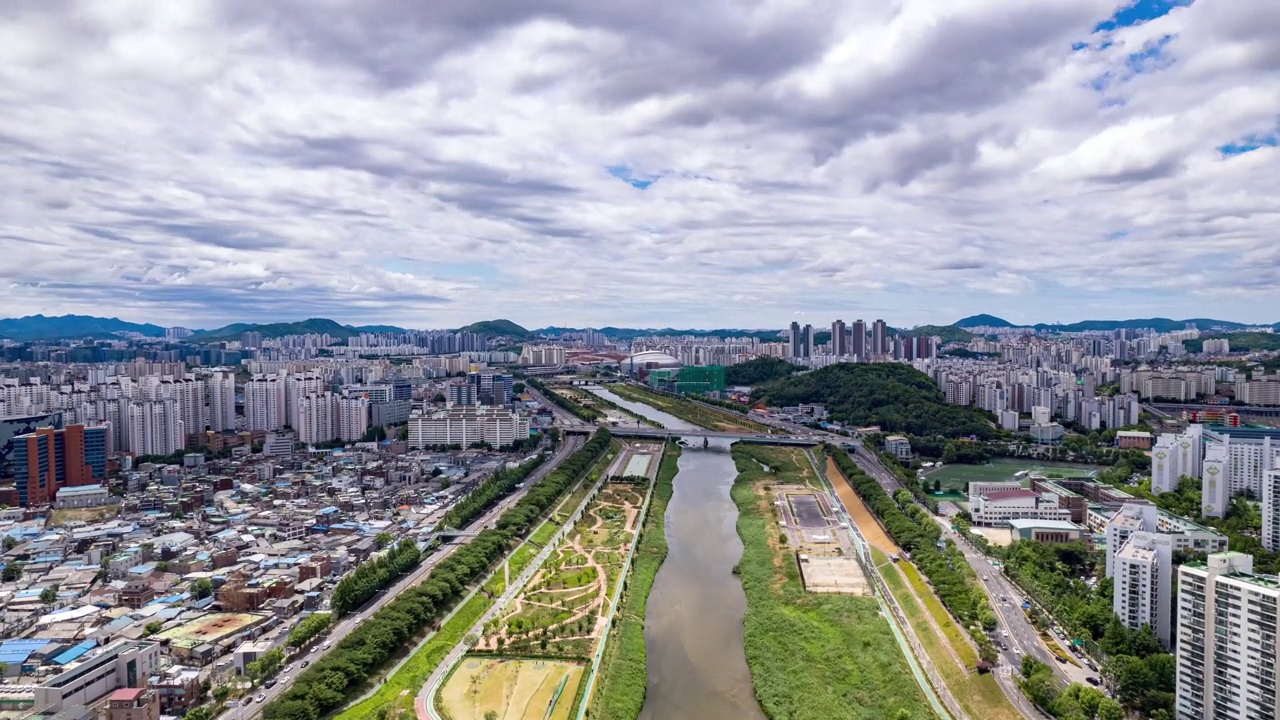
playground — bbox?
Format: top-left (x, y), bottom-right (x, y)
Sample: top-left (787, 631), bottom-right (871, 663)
top-left (439, 657), bottom-right (582, 720)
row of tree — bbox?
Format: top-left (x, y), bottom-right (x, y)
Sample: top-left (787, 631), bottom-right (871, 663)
top-left (827, 446), bottom-right (998, 662)
top-left (260, 430), bottom-right (612, 720)
top-left (287, 613), bottom-right (333, 649)
top-left (1001, 540), bottom-right (1175, 717)
top-left (756, 364), bottom-right (994, 438)
top-left (330, 539), bottom-right (421, 616)
top-left (438, 453), bottom-right (548, 529)
top-left (1020, 657), bottom-right (1124, 720)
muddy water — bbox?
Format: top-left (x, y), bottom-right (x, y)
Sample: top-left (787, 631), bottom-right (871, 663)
top-left (639, 442), bottom-right (766, 720)
top-left (582, 385), bottom-right (700, 431)
top-left (584, 384), bottom-right (764, 719)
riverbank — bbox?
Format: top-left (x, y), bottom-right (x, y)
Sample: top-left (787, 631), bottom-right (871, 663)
top-left (607, 383), bottom-right (768, 432)
top-left (587, 441), bottom-right (681, 720)
top-left (731, 445), bottom-right (934, 720)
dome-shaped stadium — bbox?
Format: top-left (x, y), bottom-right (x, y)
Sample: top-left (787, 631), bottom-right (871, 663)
top-left (621, 350), bottom-right (681, 375)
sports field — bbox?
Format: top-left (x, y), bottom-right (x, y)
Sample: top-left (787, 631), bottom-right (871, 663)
top-left (440, 657), bottom-right (583, 720)
top-left (925, 460), bottom-right (1101, 493)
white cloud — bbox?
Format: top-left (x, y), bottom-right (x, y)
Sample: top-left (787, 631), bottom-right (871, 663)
top-left (0, 0), bottom-right (1276, 329)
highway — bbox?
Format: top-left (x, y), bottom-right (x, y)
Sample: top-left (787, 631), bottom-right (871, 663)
top-left (231, 434), bottom-right (585, 720)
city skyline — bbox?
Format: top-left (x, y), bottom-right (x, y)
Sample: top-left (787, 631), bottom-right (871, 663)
top-left (2, 1), bottom-right (1278, 328)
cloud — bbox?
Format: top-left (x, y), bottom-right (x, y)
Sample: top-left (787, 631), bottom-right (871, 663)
top-left (0, 0), bottom-right (1277, 329)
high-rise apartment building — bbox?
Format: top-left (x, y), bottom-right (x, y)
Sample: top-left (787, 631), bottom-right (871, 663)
top-left (447, 383), bottom-right (477, 407)
top-left (851, 319), bottom-right (867, 361)
top-left (1112, 530), bottom-right (1173, 647)
top-left (244, 374), bottom-right (286, 431)
top-left (296, 393), bottom-right (336, 445)
top-left (831, 320), bottom-right (848, 356)
top-left (1152, 425), bottom-right (1203, 494)
top-left (286, 373), bottom-right (326, 430)
top-left (1176, 552), bottom-right (1280, 719)
top-left (1263, 467), bottom-right (1280, 552)
top-left (126, 400), bottom-right (184, 456)
top-left (788, 323), bottom-right (812, 359)
top-left (872, 319), bottom-right (888, 357)
top-left (204, 372), bottom-right (236, 432)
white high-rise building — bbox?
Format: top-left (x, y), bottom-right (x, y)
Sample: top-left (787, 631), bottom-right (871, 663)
top-left (173, 376), bottom-right (204, 439)
top-left (1262, 467), bottom-right (1280, 552)
top-left (1152, 425), bottom-right (1203, 495)
top-left (1112, 531), bottom-right (1173, 647)
top-left (1105, 504), bottom-right (1159, 578)
top-left (1176, 552), bottom-right (1280, 719)
top-left (125, 400), bottom-right (184, 456)
top-left (296, 393), bottom-right (337, 445)
top-left (1201, 442), bottom-right (1230, 519)
top-left (286, 372), bottom-right (327, 430)
top-left (338, 395), bottom-right (369, 441)
top-left (244, 374), bottom-right (286, 431)
top-left (204, 372), bottom-right (237, 432)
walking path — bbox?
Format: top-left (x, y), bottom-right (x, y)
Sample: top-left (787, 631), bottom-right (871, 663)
top-left (416, 445), bottom-right (636, 720)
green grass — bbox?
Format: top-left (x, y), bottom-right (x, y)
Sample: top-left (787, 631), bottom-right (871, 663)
top-left (336, 590), bottom-right (493, 720)
top-left (898, 563), bottom-right (978, 667)
top-left (589, 443), bottom-right (680, 720)
top-left (530, 518), bottom-right (561, 547)
top-left (731, 447), bottom-right (934, 720)
top-left (608, 384), bottom-right (769, 432)
top-left (924, 460), bottom-right (1102, 493)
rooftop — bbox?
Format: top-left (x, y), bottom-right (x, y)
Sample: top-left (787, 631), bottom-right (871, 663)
top-left (1007, 519), bottom-right (1085, 531)
top-left (153, 612), bottom-right (267, 649)
top-left (982, 489), bottom-right (1039, 502)
top-left (108, 688), bottom-right (144, 702)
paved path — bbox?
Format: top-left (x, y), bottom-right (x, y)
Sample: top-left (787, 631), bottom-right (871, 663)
top-left (416, 443), bottom-right (632, 720)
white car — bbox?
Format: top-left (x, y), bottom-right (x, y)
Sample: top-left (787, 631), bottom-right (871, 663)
top-left (256, 694), bottom-right (266, 703)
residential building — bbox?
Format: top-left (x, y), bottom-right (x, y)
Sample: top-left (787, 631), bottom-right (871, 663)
top-left (105, 687), bottom-right (160, 720)
top-left (884, 435), bottom-right (912, 460)
top-left (831, 319), bottom-right (848, 356)
top-left (244, 374), bottom-right (286, 431)
top-left (1263, 467), bottom-right (1280, 552)
top-left (406, 407), bottom-right (531, 449)
top-left (204, 372), bottom-right (237, 431)
top-left (1235, 375), bottom-right (1280, 406)
top-left (851, 319), bottom-right (867, 361)
top-left (1176, 552), bottom-right (1280, 719)
top-left (1112, 530), bottom-right (1173, 647)
top-left (872, 319), bottom-right (888, 357)
top-left (1152, 425), bottom-right (1204, 495)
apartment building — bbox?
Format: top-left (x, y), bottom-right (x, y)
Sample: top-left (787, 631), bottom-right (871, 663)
top-left (1113, 531), bottom-right (1173, 647)
top-left (406, 407), bottom-right (531, 449)
top-left (1152, 425), bottom-right (1204, 495)
top-left (1176, 552), bottom-right (1280, 719)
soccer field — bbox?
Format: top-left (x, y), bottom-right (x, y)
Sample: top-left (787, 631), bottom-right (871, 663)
top-left (440, 657), bottom-right (584, 720)
top-left (925, 461), bottom-right (1101, 493)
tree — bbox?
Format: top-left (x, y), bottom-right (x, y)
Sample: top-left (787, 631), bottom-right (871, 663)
top-left (39, 585), bottom-right (59, 604)
top-left (2, 536), bottom-right (17, 551)
top-left (485, 712), bottom-right (499, 720)
top-left (144, 620), bottom-right (163, 636)
top-left (212, 685), bottom-right (231, 704)
top-left (932, 478), bottom-right (941, 493)
top-left (2, 562), bottom-right (22, 582)
top-left (191, 578), bottom-right (214, 600)
top-left (375, 532), bottom-right (394, 549)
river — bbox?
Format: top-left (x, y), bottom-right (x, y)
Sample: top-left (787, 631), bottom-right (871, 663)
top-left (583, 385), bottom-right (766, 720)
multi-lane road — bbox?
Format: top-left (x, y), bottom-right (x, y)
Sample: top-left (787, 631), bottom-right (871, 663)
top-left (230, 435), bottom-right (585, 720)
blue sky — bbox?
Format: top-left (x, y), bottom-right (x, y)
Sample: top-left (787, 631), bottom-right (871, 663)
top-left (0, 0), bottom-right (1277, 329)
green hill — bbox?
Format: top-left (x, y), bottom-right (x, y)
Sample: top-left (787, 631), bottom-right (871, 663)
top-left (192, 318), bottom-right (358, 342)
top-left (753, 363), bottom-right (993, 438)
top-left (456, 319), bottom-right (529, 338)
top-left (724, 357), bottom-right (799, 386)
top-left (0, 314), bottom-right (166, 341)
top-left (955, 314), bottom-right (1014, 328)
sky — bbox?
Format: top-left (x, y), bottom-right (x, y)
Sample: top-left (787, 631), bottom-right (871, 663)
top-left (1, 0), bottom-right (1278, 331)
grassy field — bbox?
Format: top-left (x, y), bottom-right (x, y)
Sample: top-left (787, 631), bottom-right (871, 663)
top-left (337, 590), bottom-right (493, 720)
top-left (608, 384), bottom-right (769, 432)
top-left (731, 445), bottom-right (934, 720)
top-left (440, 657), bottom-right (584, 720)
top-left (925, 460), bottom-right (1101, 493)
top-left (588, 442), bottom-right (680, 720)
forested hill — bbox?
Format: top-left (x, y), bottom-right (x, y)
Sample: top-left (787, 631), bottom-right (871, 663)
top-left (752, 363), bottom-right (993, 438)
top-left (724, 356), bottom-right (799, 386)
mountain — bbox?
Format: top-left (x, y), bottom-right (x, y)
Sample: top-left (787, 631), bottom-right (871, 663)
top-left (0, 314), bottom-right (166, 341)
top-left (191, 318), bottom-right (361, 342)
top-left (903, 324), bottom-right (974, 343)
top-left (455, 319), bottom-right (529, 338)
top-left (533, 326), bottom-right (784, 340)
top-left (353, 324), bottom-right (409, 334)
top-left (955, 314), bottom-right (1014, 328)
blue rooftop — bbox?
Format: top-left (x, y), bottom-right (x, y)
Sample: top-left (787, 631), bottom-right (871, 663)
top-left (51, 639), bottom-right (97, 665)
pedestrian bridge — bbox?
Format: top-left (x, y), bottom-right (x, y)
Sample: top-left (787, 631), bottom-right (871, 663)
top-left (565, 426), bottom-right (820, 445)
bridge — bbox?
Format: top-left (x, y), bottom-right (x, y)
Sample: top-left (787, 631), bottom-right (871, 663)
top-left (565, 425), bottom-right (820, 445)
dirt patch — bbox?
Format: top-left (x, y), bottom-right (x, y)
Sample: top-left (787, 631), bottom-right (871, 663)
top-left (440, 657), bottom-right (583, 720)
top-left (826, 457), bottom-right (900, 555)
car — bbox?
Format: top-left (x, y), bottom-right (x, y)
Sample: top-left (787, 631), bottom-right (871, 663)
top-left (1086, 677), bottom-right (1100, 686)
top-left (256, 694), bottom-right (266, 703)
top-left (1001, 630), bottom-right (1009, 637)
top-left (301, 660), bottom-right (310, 669)
top-left (264, 679), bottom-right (276, 689)
top-left (281, 675), bottom-right (290, 684)
top-left (1055, 655), bottom-right (1068, 664)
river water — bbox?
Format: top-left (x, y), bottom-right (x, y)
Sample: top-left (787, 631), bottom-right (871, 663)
top-left (583, 385), bottom-right (765, 720)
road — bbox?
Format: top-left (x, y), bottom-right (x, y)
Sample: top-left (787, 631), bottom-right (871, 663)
top-left (231, 435), bottom-right (585, 720)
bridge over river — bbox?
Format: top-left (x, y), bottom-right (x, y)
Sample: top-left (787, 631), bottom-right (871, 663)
top-left (564, 425), bottom-right (821, 445)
